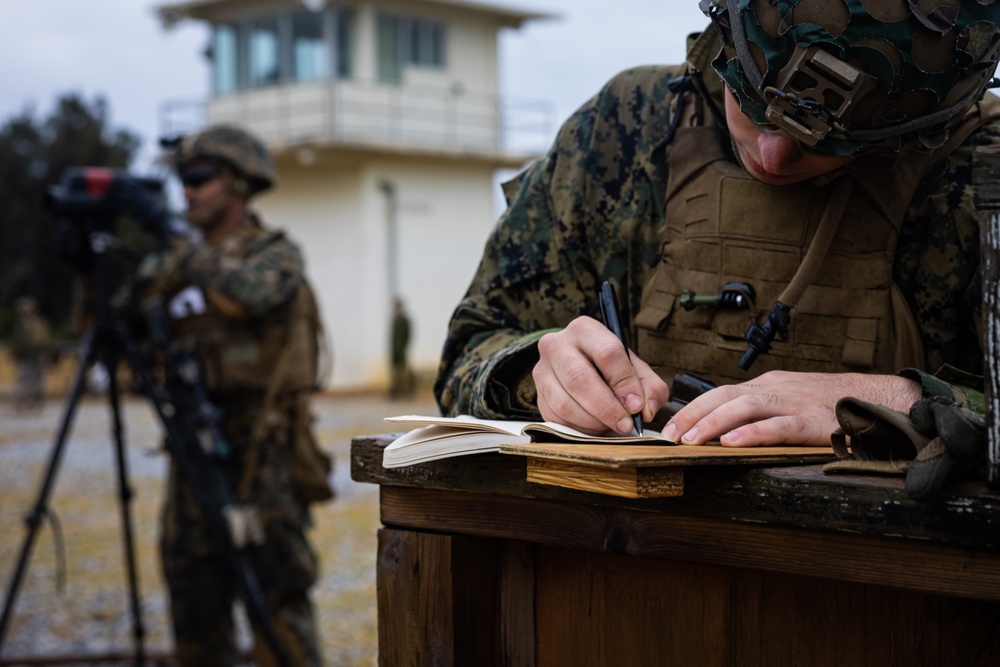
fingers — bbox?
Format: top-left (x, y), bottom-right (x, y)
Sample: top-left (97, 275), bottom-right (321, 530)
top-left (716, 414), bottom-right (829, 447)
top-left (535, 382), bottom-right (609, 435)
top-left (534, 317), bottom-right (667, 434)
top-left (632, 355), bottom-right (672, 423)
top-left (534, 336), bottom-right (622, 434)
top-left (664, 371), bottom-right (840, 447)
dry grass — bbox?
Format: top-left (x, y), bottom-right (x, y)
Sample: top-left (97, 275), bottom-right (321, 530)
top-left (0, 389), bottom-right (439, 666)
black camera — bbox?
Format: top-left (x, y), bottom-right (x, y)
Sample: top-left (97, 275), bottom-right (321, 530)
top-left (45, 167), bottom-right (163, 219)
top-left (45, 167), bottom-right (175, 276)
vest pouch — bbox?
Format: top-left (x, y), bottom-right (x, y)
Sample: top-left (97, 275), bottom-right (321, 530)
top-left (632, 239), bottom-right (676, 380)
top-left (202, 290), bottom-right (320, 395)
top-left (288, 401), bottom-right (334, 504)
top-left (207, 330), bottom-right (276, 393)
top-left (634, 286), bottom-right (676, 375)
top-left (280, 286), bottom-right (322, 393)
top-left (212, 330), bottom-right (316, 394)
top-left (711, 307), bottom-right (759, 342)
top-left (634, 297), bottom-right (676, 333)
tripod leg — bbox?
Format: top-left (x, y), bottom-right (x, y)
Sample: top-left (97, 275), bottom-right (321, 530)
top-left (0, 332), bottom-right (99, 656)
top-left (103, 339), bottom-right (147, 667)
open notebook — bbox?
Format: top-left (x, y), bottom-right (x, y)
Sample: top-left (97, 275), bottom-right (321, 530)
top-left (382, 414), bottom-right (674, 468)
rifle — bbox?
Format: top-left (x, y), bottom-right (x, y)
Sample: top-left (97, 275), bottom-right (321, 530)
top-left (136, 295), bottom-right (292, 667)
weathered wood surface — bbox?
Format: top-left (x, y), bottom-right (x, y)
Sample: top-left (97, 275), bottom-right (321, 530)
top-left (352, 434), bottom-right (1000, 547)
top-left (377, 528), bottom-right (1000, 667)
top-left (505, 441), bottom-right (832, 496)
top-left (376, 529), bottom-right (536, 667)
top-left (974, 144), bottom-right (1000, 488)
top-left (525, 458), bottom-right (685, 498)
top-left (500, 440), bottom-right (833, 467)
top-left (376, 529), bottom-right (456, 666)
top-left (532, 545), bottom-right (1000, 667)
top-left (379, 485), bottom-right (1000, 601)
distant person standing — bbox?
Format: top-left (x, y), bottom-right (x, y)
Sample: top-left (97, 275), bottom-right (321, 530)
top-left (10, 296), bottom-right (51, 410)
top-left (389, 297), bottom-right (414, 399)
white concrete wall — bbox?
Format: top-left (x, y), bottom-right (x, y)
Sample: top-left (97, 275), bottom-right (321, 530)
top-left (364, 159), bottom-right (497, 382)
top-left (252, 164), bottom-right (385, 389)
top-left (256, 157), bottom-right (500, 391)
top-left (440, 11), bottom-right (499, 98)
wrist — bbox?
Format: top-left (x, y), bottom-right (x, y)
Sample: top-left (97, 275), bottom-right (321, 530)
top-left (850, 373), bottom-right (922, 413)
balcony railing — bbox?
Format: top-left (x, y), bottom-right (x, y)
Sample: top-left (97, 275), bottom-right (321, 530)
top-left (160, 78), bottom-right (553, 157)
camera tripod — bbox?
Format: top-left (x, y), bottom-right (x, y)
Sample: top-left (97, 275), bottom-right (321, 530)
top-left (0, 223), bottom-right (290, 666)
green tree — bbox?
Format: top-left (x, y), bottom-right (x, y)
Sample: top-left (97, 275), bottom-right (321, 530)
top-left (0, 93), bottom-right (146, 338)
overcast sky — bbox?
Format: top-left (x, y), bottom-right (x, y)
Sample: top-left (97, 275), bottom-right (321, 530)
top-left (1, 0), bottom-right (712, 174)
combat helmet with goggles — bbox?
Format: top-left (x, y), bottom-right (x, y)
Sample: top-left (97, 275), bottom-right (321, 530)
top-left (171, 125), bottom-right (277, 195)
top-left (700, 0), bottom-right (1000, 157)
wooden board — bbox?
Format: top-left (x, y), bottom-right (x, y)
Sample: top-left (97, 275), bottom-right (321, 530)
top-left (500, 442), bottom-right (834, 468)
top-left (525, 459), bottom-right (685, 498)
top-left (379, 486), bottom-right (1000, 601)
top-left (503, 442), bottom-right (833, 498)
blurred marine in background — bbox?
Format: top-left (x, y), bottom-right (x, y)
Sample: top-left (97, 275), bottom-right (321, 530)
top-left (10, 296), bottom-right (51, 410)
top-left (133, 125), bottom-right (331, 666)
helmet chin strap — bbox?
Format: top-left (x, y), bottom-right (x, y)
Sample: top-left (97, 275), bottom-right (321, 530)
top-left (726, 0), bottom-right (763, 91)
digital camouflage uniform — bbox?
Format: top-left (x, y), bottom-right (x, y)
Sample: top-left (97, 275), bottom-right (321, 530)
top-left (435, 17), bottom-right (1000, 421)
top-left (154, 221), bottom-right (324, 667)
top-left (11, 297), bottom-right (51, 408)
top-left (142, 125), bottom-right (327, 667)
top-left (390, 302), bottom-right (413, 397)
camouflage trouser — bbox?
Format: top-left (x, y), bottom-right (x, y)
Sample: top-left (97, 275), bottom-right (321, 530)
top-left (389, 358), bottom-right (414, 398)
top-left (160, 433), bottom-right (323, 667)
top-left (16, 361), bottom-right (44, 407)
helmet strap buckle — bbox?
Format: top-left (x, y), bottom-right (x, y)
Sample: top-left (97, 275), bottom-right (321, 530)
top-left (764, 45), bottom-right (879, 147)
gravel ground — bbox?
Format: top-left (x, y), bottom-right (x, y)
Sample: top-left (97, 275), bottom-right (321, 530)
top-left (0, 389), bottom-right (439, 666)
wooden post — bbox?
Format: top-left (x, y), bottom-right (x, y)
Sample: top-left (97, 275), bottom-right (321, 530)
top-left (973, 145), bottom-right (1000, 488)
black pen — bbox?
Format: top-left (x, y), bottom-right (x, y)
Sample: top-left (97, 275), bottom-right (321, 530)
top-left (598, 280), bottom-right (644, 436)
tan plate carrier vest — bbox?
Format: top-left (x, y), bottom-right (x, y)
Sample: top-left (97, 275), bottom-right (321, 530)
top-left (634, 90), bottom-right (1000, 388)
top-left (167, 228), bottom-right (322, 397)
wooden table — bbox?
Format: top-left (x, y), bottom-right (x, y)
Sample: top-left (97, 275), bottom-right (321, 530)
top-left (351, 434), bottom-right (1000, 667)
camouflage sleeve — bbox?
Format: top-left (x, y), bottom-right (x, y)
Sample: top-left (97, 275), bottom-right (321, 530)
top-left (898, 366), bottom-right (985, 413)
top-left (895, 113), bottom-right (1000, 414)
top-left (432, 156), bottom-right (588, 420)
top-left (179, 232), bottom-right (304, 317)
top-left (434, 66), bottom-right (678, 419)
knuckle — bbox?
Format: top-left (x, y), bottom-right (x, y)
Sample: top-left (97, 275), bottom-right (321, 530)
top-left (759, 370), bottom-right (791, 385)
top-left (546, 392), bottom-right (573, 418)
top-left (739, 422), bottom-right (764, 440)
top-left (720, 384), bottom-right (745, 402)
top-left (589, 338), bottom-right (622, 370)
top-left (537, 332), bottom-right (560, 355)
top-left (562, 364), bottom-right (594, 396)
top-left (530, 364), bottom-right (545, 388)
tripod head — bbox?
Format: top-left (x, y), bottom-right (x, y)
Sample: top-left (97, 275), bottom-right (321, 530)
top-left (45, 168), bottom-right (163, 220)
top-left (44, 167), bottom-right (178, 327)
top-left (47, 166), bottom-right (176, 258)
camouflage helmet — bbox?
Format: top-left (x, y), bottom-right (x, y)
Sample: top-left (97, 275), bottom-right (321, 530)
top-left (173, 124), bottom-right (277, 193)
top-left (700, 0), bottom-right (1000, 156)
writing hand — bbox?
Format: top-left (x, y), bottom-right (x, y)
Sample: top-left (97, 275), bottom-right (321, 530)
top-left (533, 315), bottom-right (670, 435)
top-left (664, 370), bottom-right (923, 447)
